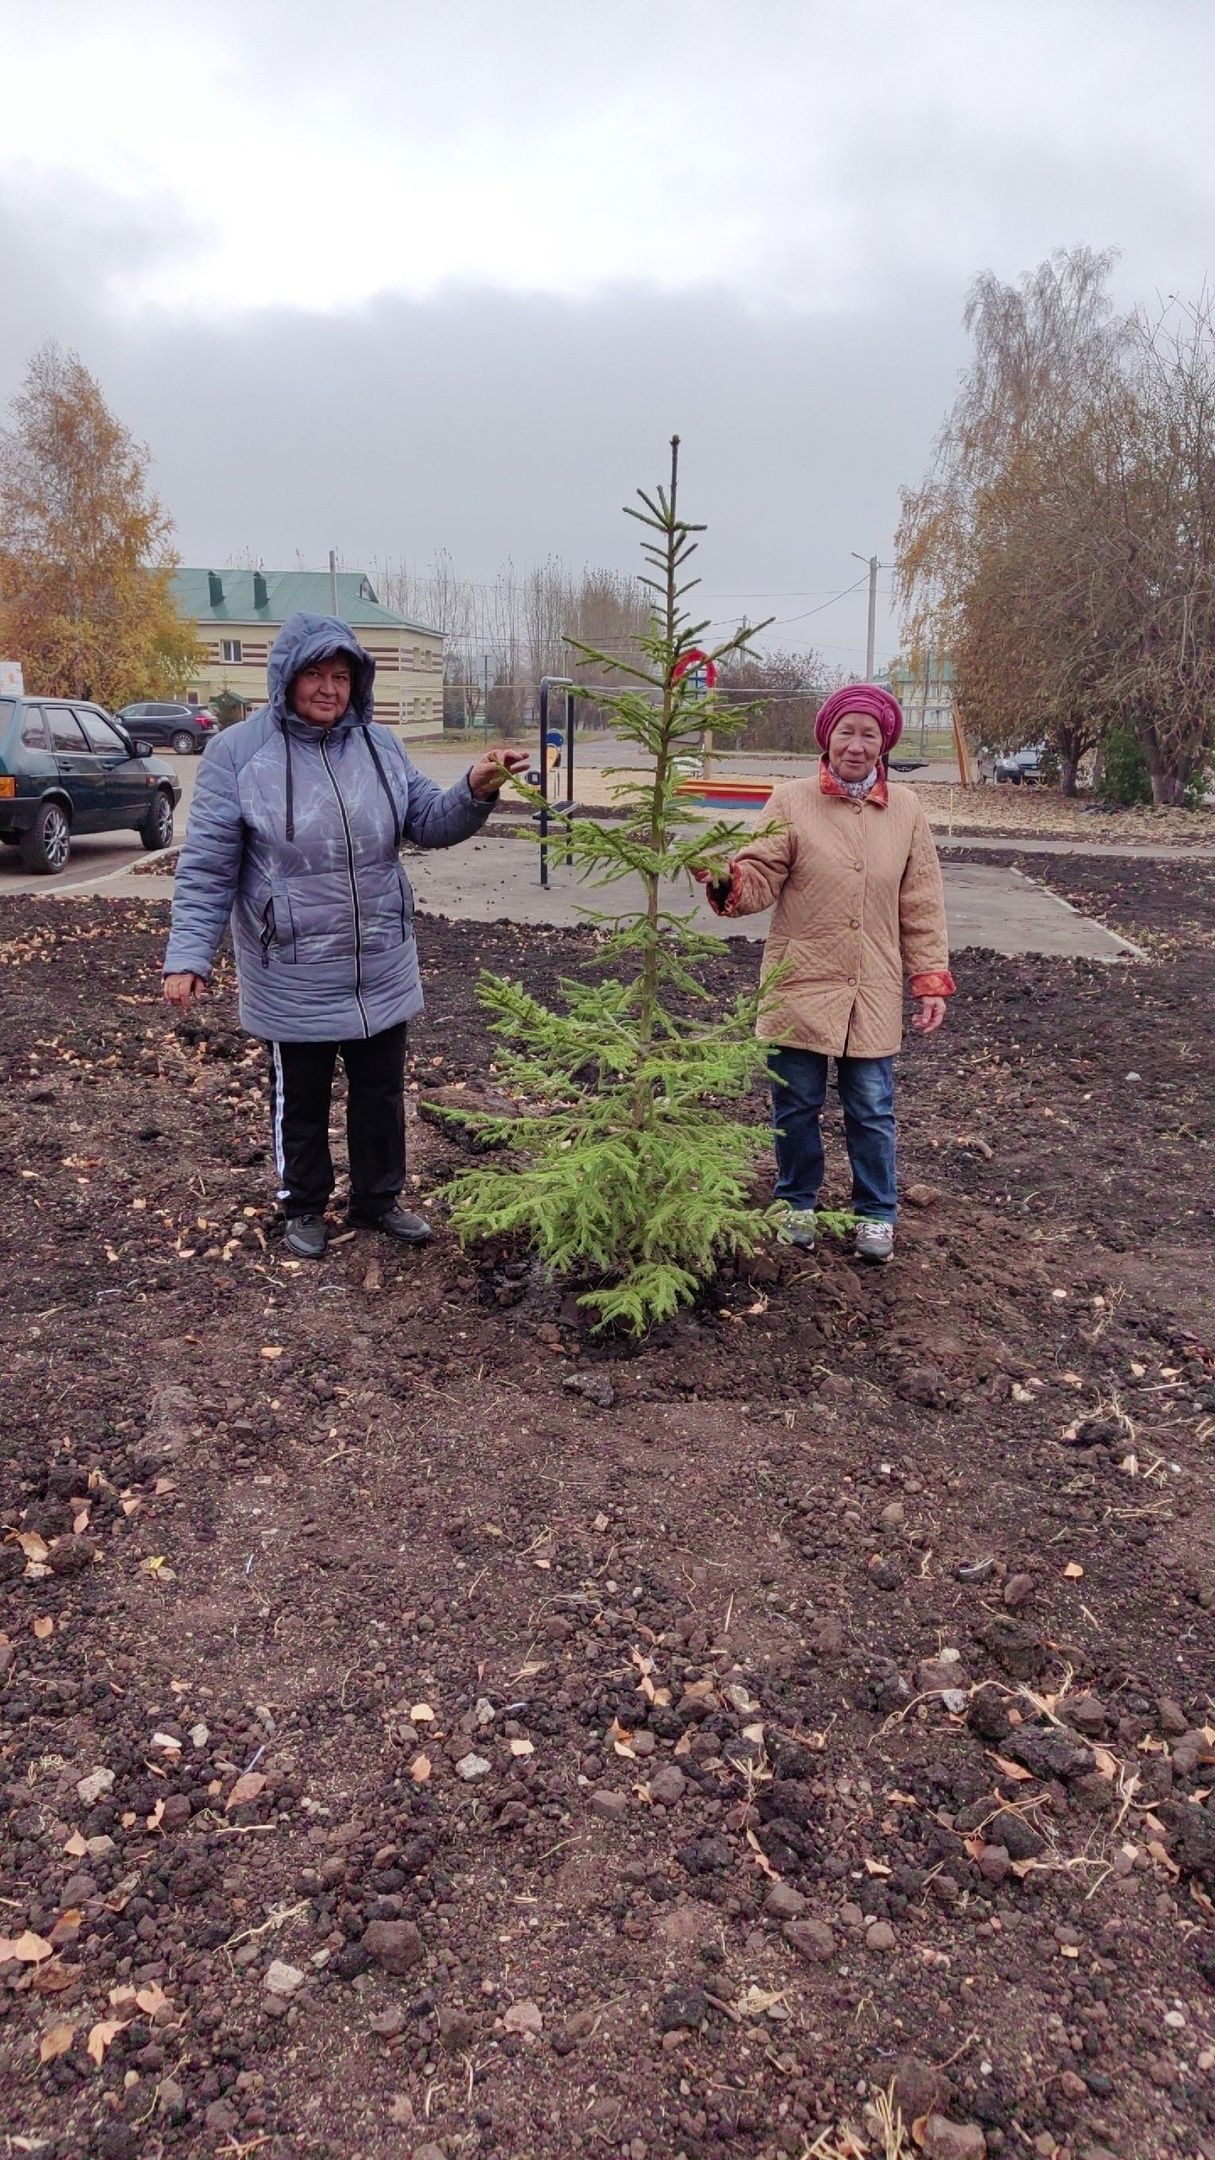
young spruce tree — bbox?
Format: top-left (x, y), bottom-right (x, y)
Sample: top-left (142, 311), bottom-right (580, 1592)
top-left (443, 438), bottom-right (782, 1333)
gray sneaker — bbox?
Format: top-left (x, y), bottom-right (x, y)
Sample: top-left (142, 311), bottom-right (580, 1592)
top-left (854, 1218), bottom-right (894, 1264)
top-left (778, 1207), bottom-right (817, 1249)
top-left (285, 1214), bottom-right (328, 1259)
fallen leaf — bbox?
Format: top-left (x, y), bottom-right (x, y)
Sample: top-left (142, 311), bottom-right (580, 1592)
top-left (39, 2023), bottom-right (75, 2063)
top-left (745, 1828), bottom-right (779, 1880)
top-left (71, 1509), bottom-right (90, 1535)
top-left (32, 1616), bottom-right (54, 1641)
top-left (508, 1738), bottom-right (534, 1758)
top-left (150, 1732), bottom-right (182, 1754)
top-left (991, 1753), bottom-right (1036, 1783)
top-left (409, 1753), bottom-right (432, 1784)
top-left (109, 1985), bottom-right (138, 2006)
top-left (225, 1771), bottom-right (267, 1811)
top-left (737, 1984), bottom-right (789, 2018)
top-left (87, 2018), bottom-right (127, 2065)
top-left (410, 1702), bottom-right (436, 1723)
top-left (862, 1857), bottom-right (892, 1877)
top-left (63, 1831), bottom-right (88, 1858)
top-left (135, 1982), bottom-right (170, 2018)
top-left (1147, 1838), bottom-right (1181, 1879)
top-left (9, 1530), bottom-right (50, 1563)
top-left (259, 1345), bottom-right (284, 1360)
top-left (139, 1555), bottom-right (176, 1581)
top-left (0, 1931), bottom-right (54, 1964)
top-left (146, 1799), bottom-right (165, 1830)
top-left (1062, 1561), bottom-right (1085, 1580)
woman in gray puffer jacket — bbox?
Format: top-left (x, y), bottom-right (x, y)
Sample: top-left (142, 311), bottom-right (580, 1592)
top-left (163, 611), bottom-right (526, 1259)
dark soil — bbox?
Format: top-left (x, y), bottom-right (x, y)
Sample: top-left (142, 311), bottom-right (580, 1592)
top-left (2, 864), bottom-right (1214, 2160)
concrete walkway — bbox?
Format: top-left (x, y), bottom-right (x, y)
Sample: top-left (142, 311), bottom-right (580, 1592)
top-left (392, 837), bottom-right (1141, 961)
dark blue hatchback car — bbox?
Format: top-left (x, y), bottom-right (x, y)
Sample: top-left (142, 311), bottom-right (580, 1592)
top-left (0, 695), bottom-right (181, 874)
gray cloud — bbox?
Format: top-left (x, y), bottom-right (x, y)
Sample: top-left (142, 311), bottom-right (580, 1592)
top-left (4, 0), bottom-right (1215, 670)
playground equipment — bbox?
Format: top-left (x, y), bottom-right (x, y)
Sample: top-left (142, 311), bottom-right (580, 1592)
top-left (535, 676), bottom-right (578, 888)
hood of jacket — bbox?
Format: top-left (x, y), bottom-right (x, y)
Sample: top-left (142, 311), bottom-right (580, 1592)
top-left (266, 612), bottom-right (377, 735)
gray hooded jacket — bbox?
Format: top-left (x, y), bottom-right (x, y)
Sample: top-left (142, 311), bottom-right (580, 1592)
top-left (163, 612), bottom-right (493, 1042)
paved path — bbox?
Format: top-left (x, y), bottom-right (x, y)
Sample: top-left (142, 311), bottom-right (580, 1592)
top-left (398, 840), bottom-right (1141, 961)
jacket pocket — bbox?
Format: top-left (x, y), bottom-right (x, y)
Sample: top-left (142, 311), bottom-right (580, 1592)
top-left (397, 864), bottom-right (414, 940)
top-left (264, 882), bottom-right (298, 963)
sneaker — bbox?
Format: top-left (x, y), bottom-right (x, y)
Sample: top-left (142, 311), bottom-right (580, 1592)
top-left (355, 1204), bottom-right (433, 1246)
top-left (854, 1218), bottom-right (894, 1264)
top-left (284, 1214), bottom-right (328, 1260)
top-left (778, 1207), bottom-right (817, 1249)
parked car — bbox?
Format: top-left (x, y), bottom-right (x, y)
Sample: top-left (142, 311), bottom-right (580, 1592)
top-left (0, 696), bottom-right (181, 874)
top-left (114, 701), bottom-right (216, 755)
top-left (993, 743), bottom-right (1047, 784)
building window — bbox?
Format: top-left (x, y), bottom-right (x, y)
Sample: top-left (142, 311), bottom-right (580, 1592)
top-left (220, 639), bottom-right (243, 664)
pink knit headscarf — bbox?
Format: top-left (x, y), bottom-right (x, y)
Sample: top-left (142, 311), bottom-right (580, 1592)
top-left (814, 683), bottom-right (904, 755)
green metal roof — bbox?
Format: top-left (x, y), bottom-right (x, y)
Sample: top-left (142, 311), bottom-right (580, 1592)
top-left (172, 568), bottom-right (440, 637)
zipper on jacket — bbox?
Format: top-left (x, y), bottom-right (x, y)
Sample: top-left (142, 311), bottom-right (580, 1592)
top-left (260, 897), bottom-right (275, 969)
top-left (319, 735), bottom-right (370, 1038)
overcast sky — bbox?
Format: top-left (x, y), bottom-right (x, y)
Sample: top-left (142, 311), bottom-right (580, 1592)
top-left (2, 0), bottom-right (1212, 669)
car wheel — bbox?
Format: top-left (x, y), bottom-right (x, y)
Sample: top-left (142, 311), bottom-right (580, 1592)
top-left (139, 791), bottom-right (175, 852)
top-left (19, 800), bottom-right (72, 875)
top-left (170, 729), bottom-right (196, 756)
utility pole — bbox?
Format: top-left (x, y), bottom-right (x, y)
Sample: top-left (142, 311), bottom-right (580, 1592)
top-left (851, 551), bottom-right (881, 680)
top-left (328, 548), bottom-right (338, 617)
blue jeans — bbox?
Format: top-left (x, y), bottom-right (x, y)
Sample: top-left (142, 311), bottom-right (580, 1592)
top-left (769, 1048), bottom-right (897, 1222)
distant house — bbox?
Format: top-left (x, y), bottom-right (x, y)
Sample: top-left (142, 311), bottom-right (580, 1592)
top-left (172, 568), bottom-right (443, 731)
top-left (882, 655), bottom-right (957, 740)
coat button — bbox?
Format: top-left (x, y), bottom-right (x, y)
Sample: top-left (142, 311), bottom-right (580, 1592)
top-left (850, 918), bottom-right (860, 929)
top-left (847, 976), bottom-right (857, 985)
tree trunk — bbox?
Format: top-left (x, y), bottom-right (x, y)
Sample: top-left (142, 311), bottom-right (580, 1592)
top-left (1059, 755), bottom-right (1078, 797)
top-left (1150, 767), bottom-right (1183, 806)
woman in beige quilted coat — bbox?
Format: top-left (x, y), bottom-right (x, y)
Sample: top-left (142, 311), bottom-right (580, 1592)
top-left (702, 684), bottom-right (954, 1264)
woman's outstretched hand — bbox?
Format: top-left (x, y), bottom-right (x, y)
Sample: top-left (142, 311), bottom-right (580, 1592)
top-left (469, 747), bottom-right (531, 800)
top-left (912, 995), bottom-right (947, 1034)
top-left (163, 972), bottom-right (208, 1009)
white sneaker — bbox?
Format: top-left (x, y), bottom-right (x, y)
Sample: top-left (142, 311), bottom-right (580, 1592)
top-left (854, 1219), bottom-right (894, 1264)
top-left (779, 1207), bottom-right (817, 1249)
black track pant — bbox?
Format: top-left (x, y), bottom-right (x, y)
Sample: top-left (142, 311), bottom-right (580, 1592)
top-left (267, 1022), bottom-right (407, 1220)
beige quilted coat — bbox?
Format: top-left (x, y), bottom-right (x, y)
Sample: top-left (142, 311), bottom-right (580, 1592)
top-left (710, 767), bottom-right (954, 1057)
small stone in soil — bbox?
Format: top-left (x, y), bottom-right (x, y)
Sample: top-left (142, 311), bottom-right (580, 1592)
top-left (502, 1998), bottom-right (543, 2035)
top-left (590, 1787), bottom-right (628, 1820)
top-left (456, 1752), bottom-right (491, 1780)
top-left (263, 1959), bottom-right (306, 1997)
top-left (369, 2005), bottom-right (407, 2038)
top-left (865, 1921), bottom-right (897, 1952)
top-left (648, 1765), bottom-right (686, 1807)
top-left (764, 1882), bottom-right (807, 1920)
top-left (784, 1919), bottom-right (835, 1962)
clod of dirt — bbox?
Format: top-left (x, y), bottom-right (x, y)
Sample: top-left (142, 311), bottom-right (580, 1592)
top-left (892, 2055), bottom-right (949, 2124)
top-left (418, 1081), bottom-right (517, 1148)
top-left (362, 1918), bottom-right (423, 1975)
top-left (921, 2118), bottom-right (987, 2160)
top-left (563, 1370), bottom-right (616, 1408)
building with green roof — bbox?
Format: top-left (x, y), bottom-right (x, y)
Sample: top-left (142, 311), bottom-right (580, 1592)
top-left (172, 568), bottom-right (444, 729)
